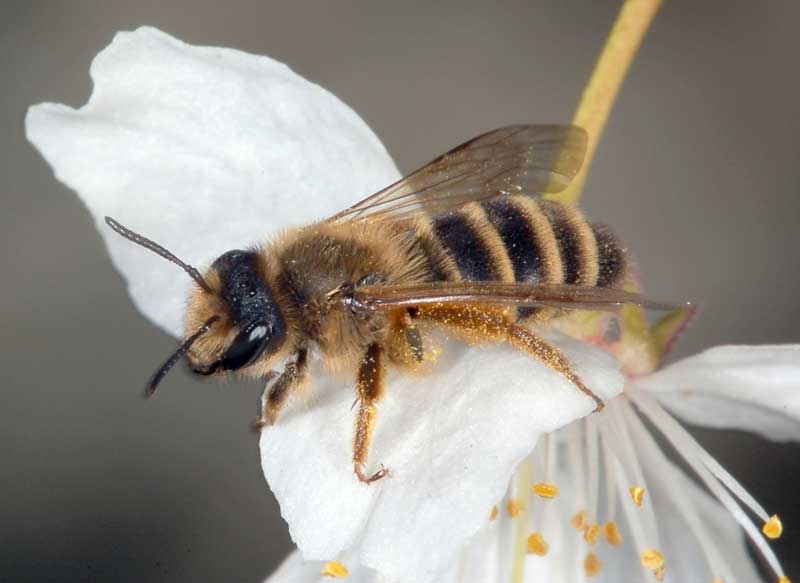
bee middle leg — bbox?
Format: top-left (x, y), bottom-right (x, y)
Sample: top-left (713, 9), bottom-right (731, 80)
top-left (415, 305), bottom-right (604, 412)
top-left (254, 347), bottom-right (309, 430)
top-left (353, 342), bottom-right (390, 484)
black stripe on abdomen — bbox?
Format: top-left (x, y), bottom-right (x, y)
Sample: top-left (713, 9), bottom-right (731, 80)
top-left (481, 198), bottom-right (545, 284)
top-left (433, 212), bottom-right (495, 281)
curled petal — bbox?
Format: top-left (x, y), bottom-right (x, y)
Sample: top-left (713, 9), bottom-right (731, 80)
top-left (638, 345), bottom-right (800, 442)
top-left (261, 335), bottom-right (622, 583)
top-left (26, 26), bottom-right (399, 337)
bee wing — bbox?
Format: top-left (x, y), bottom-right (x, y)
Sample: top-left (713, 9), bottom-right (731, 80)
top-left (327, 124), bottom-right (587, 223)
top-left (350, 281), bottom-right (676, 312)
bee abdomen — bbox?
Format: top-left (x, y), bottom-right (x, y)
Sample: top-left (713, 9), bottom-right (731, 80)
top-left (413, 196), bottom-right (627, 307)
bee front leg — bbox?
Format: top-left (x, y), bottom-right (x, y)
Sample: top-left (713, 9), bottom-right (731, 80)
top-left (353, 343), bottom-right (390, 484)
top-left (254, 348), bottom-right (309, 430)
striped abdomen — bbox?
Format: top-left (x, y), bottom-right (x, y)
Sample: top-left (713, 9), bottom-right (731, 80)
top-left (409, 195), bottom-right (626, 320)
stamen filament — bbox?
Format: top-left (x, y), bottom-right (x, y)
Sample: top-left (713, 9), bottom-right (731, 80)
top-left (631, 389), bottom-right (787, 581)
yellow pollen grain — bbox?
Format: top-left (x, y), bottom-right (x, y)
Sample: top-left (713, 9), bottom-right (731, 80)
top-left (321, 561), bottom-right (349, 578)
top-left (763, 515), bottom-right (783, 539)
top-left (571, 510), bottom-right (588, 531)
top-left (640, 549), bottom-right (665, 571)
top-left (777, 577), bottom-right (792, 583)
top-left (489, 505), bottom-right (499, 522)
top-left (603, 521), bottom-right (623, 546)
top-left (527, 532), bottom-right (549, 556)
top-left (584, 524), bottom-right (601, 545)
top-left (532, 482), bottom-right (559, 499)
top-left (507, 498), bottom-right (525, 518)
top-left (630, 486), bottom-right (646, 507)
top-left (584, 553), bottom-right (602, 578)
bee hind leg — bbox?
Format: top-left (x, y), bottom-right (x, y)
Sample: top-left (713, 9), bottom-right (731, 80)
top-left (414, 305), bottom-right (604, 412)
top-left (353, 343), bottom-right (390, 484)
top-left (507, 325), bottom-right (604, 412)
top-left (253, 348), bottom-right (309, 431)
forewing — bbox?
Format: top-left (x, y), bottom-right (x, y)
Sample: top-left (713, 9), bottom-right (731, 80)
top-left (350, 281), bottom-right (676, 312)
top-left (328, 124), bottom-right (587, 223)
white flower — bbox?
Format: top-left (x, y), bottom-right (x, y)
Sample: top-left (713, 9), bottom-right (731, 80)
top-left (26, 28), bottom-right (624, 583)
top-left (267, 345), bottom-right (800, 583)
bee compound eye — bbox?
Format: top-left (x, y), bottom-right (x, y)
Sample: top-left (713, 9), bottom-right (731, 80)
top-left (218, 321), bottom-right (271, 371)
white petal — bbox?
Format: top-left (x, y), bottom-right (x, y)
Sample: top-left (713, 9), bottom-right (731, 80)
top-left (638, 345), bottom-right (800, 441)
top-left (261, 335), bottom-right (622, 583)
top-left (26, 26), bottom-right (399, 337)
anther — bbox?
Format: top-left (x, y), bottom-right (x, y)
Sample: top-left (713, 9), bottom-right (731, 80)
top-left (489, 505), bottom-right (499, 521)
top-left (630, 486), bottom-right (646, 507)
top-left (603, 521), bottom-right (623, 546)
top-left (763, 515), bottom-right (783, 540)
top-left (584, 553), bottom-right (602, 578)
top-left (584, 524), bottom-right (601, 545)
top-left (507, 499), bottom-right (524, 518)
top-left (640, 549), bottom-right (665, 571)
top-left (532, 482), bottom-right (559, 499)
top-left (570, 510), bottom-right (588, 531)
top-left (527, 532), bottom-right (549, 556)
top-left (321, 561), bottom-right (349, 578)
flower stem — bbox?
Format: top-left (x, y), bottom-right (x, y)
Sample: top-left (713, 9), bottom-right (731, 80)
top-left (548, 0), bottom-right (663, 206)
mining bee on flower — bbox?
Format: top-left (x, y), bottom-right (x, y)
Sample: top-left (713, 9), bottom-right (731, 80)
top-left (108, 124), bottom-right (666, 484)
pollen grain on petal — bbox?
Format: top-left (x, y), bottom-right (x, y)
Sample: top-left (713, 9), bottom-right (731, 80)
top-left (584, 523), bottom-right (601, 545)
top-left (527, 532), bottom-right (549, 556)
top-left (763, 515), bottom-right (783, 540)
top-left (532, 482), bottom-right (559, 499)
top-left (630, 486), bottom-right (646, 507)
top-left (571, 509), bottom-right (588, 531)
top-left (584, 553), bottom-right (602, 578)
top-left (490, 505), bottom-right (499, 521)
top-left (321, 561), bottom-right (349, 578)
top-left (603, 521), bottom-right (623, 546)
top-left (507, 498), bottom-right (525, 518)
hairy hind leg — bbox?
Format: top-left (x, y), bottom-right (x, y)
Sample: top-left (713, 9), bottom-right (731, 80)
top-left (353, 343), bottom-right (390, 484)
top-left (507, 325), bottom-right (604, 412)
top-left (415, 304), bottom-right (604, 412)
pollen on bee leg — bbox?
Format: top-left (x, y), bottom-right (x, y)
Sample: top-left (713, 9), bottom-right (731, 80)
top-left (532, 482), bottom-right (559, 499)
top-left (507, 498), bottom-right (525, 518)
top-left (321, 561), bottom-right (349, 578)
top-left (584, 523), bottom-right (601, 545)
top-left (489, 505), bottom-right (499, 521)
top-left (763, 515), bottom-right (783, 539)
top-left (526, 532), bottom-right (549, 556)
top-left (603, 521), bottom-right (623, 546)
top-left (570, 509), bottom-right (588, 531)
top-left (583, 553), bottom-right (602, 578)
top-left (630, 486), bottom-right (646, 507)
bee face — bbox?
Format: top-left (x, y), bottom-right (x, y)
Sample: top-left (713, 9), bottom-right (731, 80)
top-left (185, 249), bottom-right (287, 377)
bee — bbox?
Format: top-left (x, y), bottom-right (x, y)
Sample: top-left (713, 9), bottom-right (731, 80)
top-left (107, 124), bottom-right (662, 484)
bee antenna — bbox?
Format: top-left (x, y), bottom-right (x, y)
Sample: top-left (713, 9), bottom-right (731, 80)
top-left (145, 316), bottom-right (220, 398)
top-left (104, 216), bottom-right (212, 292)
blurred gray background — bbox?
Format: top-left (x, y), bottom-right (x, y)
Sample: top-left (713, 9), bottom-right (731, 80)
top-left (2, 1), bottom-right (798, 581)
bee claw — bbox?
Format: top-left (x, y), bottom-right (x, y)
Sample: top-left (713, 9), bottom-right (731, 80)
top-left (355, 464), bottom-right (391, 484)
top-left (251, 417), bottom-right (268, 433)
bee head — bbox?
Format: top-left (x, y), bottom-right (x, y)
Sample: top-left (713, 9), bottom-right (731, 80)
top-left (183, 249), bottom-right (287, 380)
top-left (104, 217), bottom-right (287, 397)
